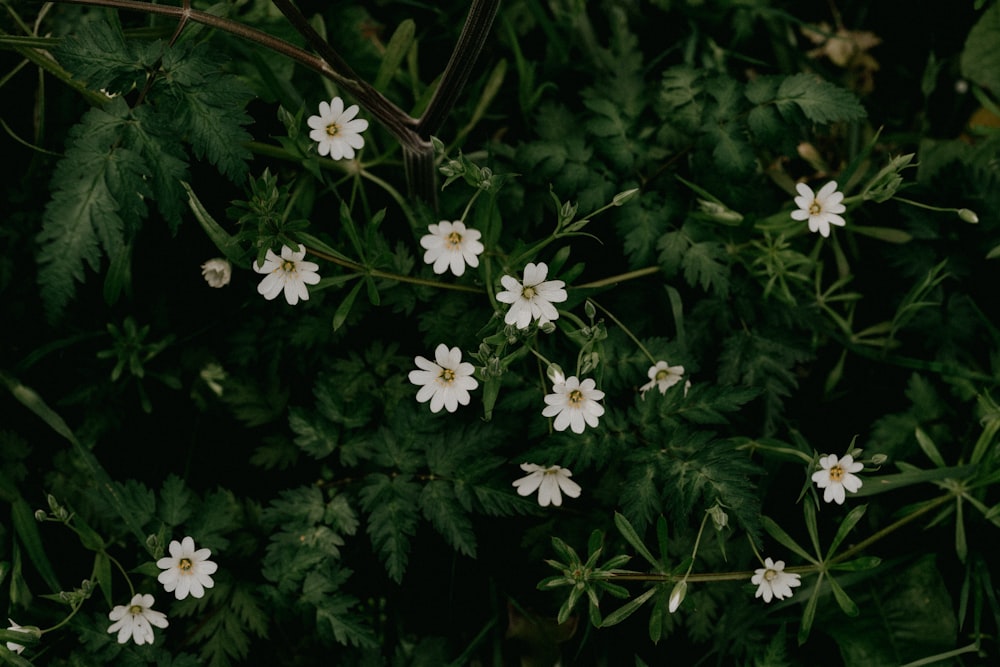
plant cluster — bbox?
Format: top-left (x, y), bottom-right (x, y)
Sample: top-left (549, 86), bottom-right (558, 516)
top-left (2, 0), bottom-right (1000, 665)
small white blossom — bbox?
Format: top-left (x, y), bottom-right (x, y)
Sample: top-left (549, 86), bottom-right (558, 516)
top-left (640, 361), bottom-right (685, 396)
top-left (420, 220), bottom-right (485, 277)
top-left (307, 97), bottom-right (369, 160)
top-left (408, 344), bottom-right (479, 413)
top-left (107, 594), bottom-right (168, 645)
top-left (200, 258), bottom-right (232, 288)
top-left (511, 463), bottom-right (581, 507)
top-left (253, 245), bottom-right (321, 306)
top-left (667, 580), bottom-right (687, 613)
top-left (495, 262), bottom-right (568, 329)
top-left (791, 181), bottom-right (846, 237)
top-left (751, 558), bottom-right (801, 603)
top-left (811, 453), bottom-right (864, 505)
top-left (542, 375), bottom-right (605, 434)
top-left (156, 536), bottom-right (218, 600)
top-left (5, 619), bottom-right (30, 655)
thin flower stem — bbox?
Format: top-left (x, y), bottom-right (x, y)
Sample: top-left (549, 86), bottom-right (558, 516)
top-left (305, 246), bottom-right (482, 293)
top-left (588, 298), bottom-right (656, 365)
top-left (575, 266), bottom-right (662, 289)
top-left (829, 493), bottom-right (951, 565)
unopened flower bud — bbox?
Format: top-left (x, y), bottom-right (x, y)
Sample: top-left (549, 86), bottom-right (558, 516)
top-left (958, 208), bottom-right (979, 224)
top-left (612, 188), bottom-right (640, 206)
top-left (871, 453), bottom-right (888, 465)
top-left (546, 364), bottom-right (565, 386)
top-left (200, 258), bottom-right (232, 288)
top-left (707, 504), bottom-right (729, 531)
top-left (34, 510), bottom-right (47, 522)
top-left (539, 321), bottom-right (557, 335)
top-left (668, 580), bottom-right (687, 613)
top-left (584, 300), bottom-right (597, 320)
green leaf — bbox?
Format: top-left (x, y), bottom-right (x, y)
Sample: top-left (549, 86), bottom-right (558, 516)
top-left (914, 427), bottom-right (946, 467)
top-left (11, 496), bottom-right (60, 592)
top-left (127, 105), bottom-right (190, 230)
top-left (374, 19), bottom-right (415, 91)
top-left (827, 504), bottom-right (867, 558)
top-left (761, 516), bottom-right (815, 564)
top-left (332, 280), bottom-right (364, 332)
top-left (774, 74), bottom-right (867, 124)
top-left (826, 556), bottom-right (957, 665)
top-left (95, 551), bottom-right (113, 608)
top-left (961, 3), bottom-right (1000, 95)
top-left (159, 42), bottom-right (253, 182)
top-left (419, 481), bottom-right (476, 558)
top-left (183, 182), bottom-right (244, 264)
top-left (56, 19), bottom-right (151, 95)
top-left (159, 475), bottom-right (193, 527)
top-left (614, 512), bottom-right (660, 568)
top-left (37, 99), bottom-right (148, 319)
top-left (359, 473), bottom-right (420, 583)
top-left (600, 586), bottom-right (657, 627)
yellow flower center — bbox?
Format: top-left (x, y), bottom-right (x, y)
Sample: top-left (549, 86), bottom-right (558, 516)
top-left (655, 369), bottom-right (669, 381)
top-left (129, 604), bottom-right (144, 614)
top-left (446, 231), bottom-right (463, 248)
top-left (829, 465), bottom-right (845, 482)
top-left (809, 200), bottom-right (822, 215)
top-left (522, 285), bottom-right (537, 299)
top-left (179, 558), bottom-right (193, 572)
top-left (325, 123), bottom-right (340, 137)
top-left (764, 568), bottom-right (778, 581)
top-left (281, 260), bottom-right (296, 273)
top-left (439, 368), bottom-right (456, 384)
top-left (543, 468), bottom-right (559, 477)
top-left (568, 389), bottom-right (584, 406)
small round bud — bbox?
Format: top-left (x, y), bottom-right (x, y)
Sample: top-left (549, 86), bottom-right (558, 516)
top-left (871, 453), bottom-right (888, 465)
top-left (34, 510), bottom-right (47, 522)
top-left (958, 208), bottom-right (979, 224)
top-left (539, 321), bottom-right (557, 335)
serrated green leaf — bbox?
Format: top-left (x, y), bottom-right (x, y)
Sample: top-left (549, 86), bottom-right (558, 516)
top-left (419, 481), bottom-right (476, 558)
top-left (359, 473), bottom-right (420, 583)
top-left (37, 99), bottom-right (149, 319)
top-left (56, 19), bottom-right (151, 95)
top-left (774, 74), bottom-right (866, 124)
top-left (159, 474), bottom-right (193, 527)
top-left (159, 43), bottom-right (253, 182)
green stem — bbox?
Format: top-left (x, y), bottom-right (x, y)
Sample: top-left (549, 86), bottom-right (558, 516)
top-left (588, 298), bottom-right (656, 365)
top-left (305, 246), bottom-right (482, 293)
top-left (575, 266), bottom-right (661, 289)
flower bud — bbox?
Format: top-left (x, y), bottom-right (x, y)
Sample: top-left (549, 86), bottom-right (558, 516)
top-left (200, 258), bottom-right (232, 288)
top-left (546, 364), bottom-right (565, 386)
top-left (958, 208), bottom-right (979, 224)
top-left (707, 504), bottom-right (729, 531)
top-left (34, 510), bottom-right (47, 522)
top-left (668, 580), bottom-right (687, 613)
top-left (871, 453), bottom-right (888, 465)
top-left (612, 188), bottom-right (640, 206)
top-left (584, 300), bottom-right (597, 320)
top-left (539, 321), bottom-right (557, 335)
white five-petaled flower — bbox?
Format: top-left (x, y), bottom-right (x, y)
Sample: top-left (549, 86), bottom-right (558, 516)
top-left (107, 594), bottom-right (168, 645)
top-left (811, 453), bottom-right (864, 505)
top-left (751, 558), bottom-right (801, 603)
top-left (640, 360), bottom-right (685, 396)
top-left (5, 619), bottom-right (29, 655)
top-left (495, 262), bottom-right (568, 329)
top-left (200, 258), bottom-right (232, 288)
top-left (253, 245), bottom-right (321, 306)
top-left (420, 220), bottom-right (485, 277)
top-left (408, 344), bottom-right (479, 413)
top-left (307, 97), bottom-right (369, 160)
top-left (791, 180), bottom-right (846, 238)
top-left (511, 463), bottom-right (581, 507)
top-left (542, 375), bottom-right (605, 434)
top-left (156, 536), bottom-right (218, 600)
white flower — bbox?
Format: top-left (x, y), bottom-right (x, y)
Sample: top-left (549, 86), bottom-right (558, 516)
top-left (5, 619), bottom-right (30, 655)
top-left (307, 97), bottom-right (369, 160)
top-left (420, 220), bottom-right (485, 277)
top-left (791, 181), bottom-right (846, 237)
top-left (156, 536), bottom-right (218, 600)
top-left (107, 594), bottom-right (168, 645)
top-left (253, 245), bottom-right (321, 306)
top-left (751, 558), bottom-right (801, 603)
top-left (511, 463), bottom-right (581, 507)
top-left (200, 258), bottom-right (232, 288)
top-left (408, 344), bottom-right (479, 413)
top-left (811, 453), bottom-right (864, 504)
top-left (542, 375), bottom-right (605, 434)
top-left (495, 262), bottom-right (568, 329)
top-left (640, 361), bottom-right (685, 395)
